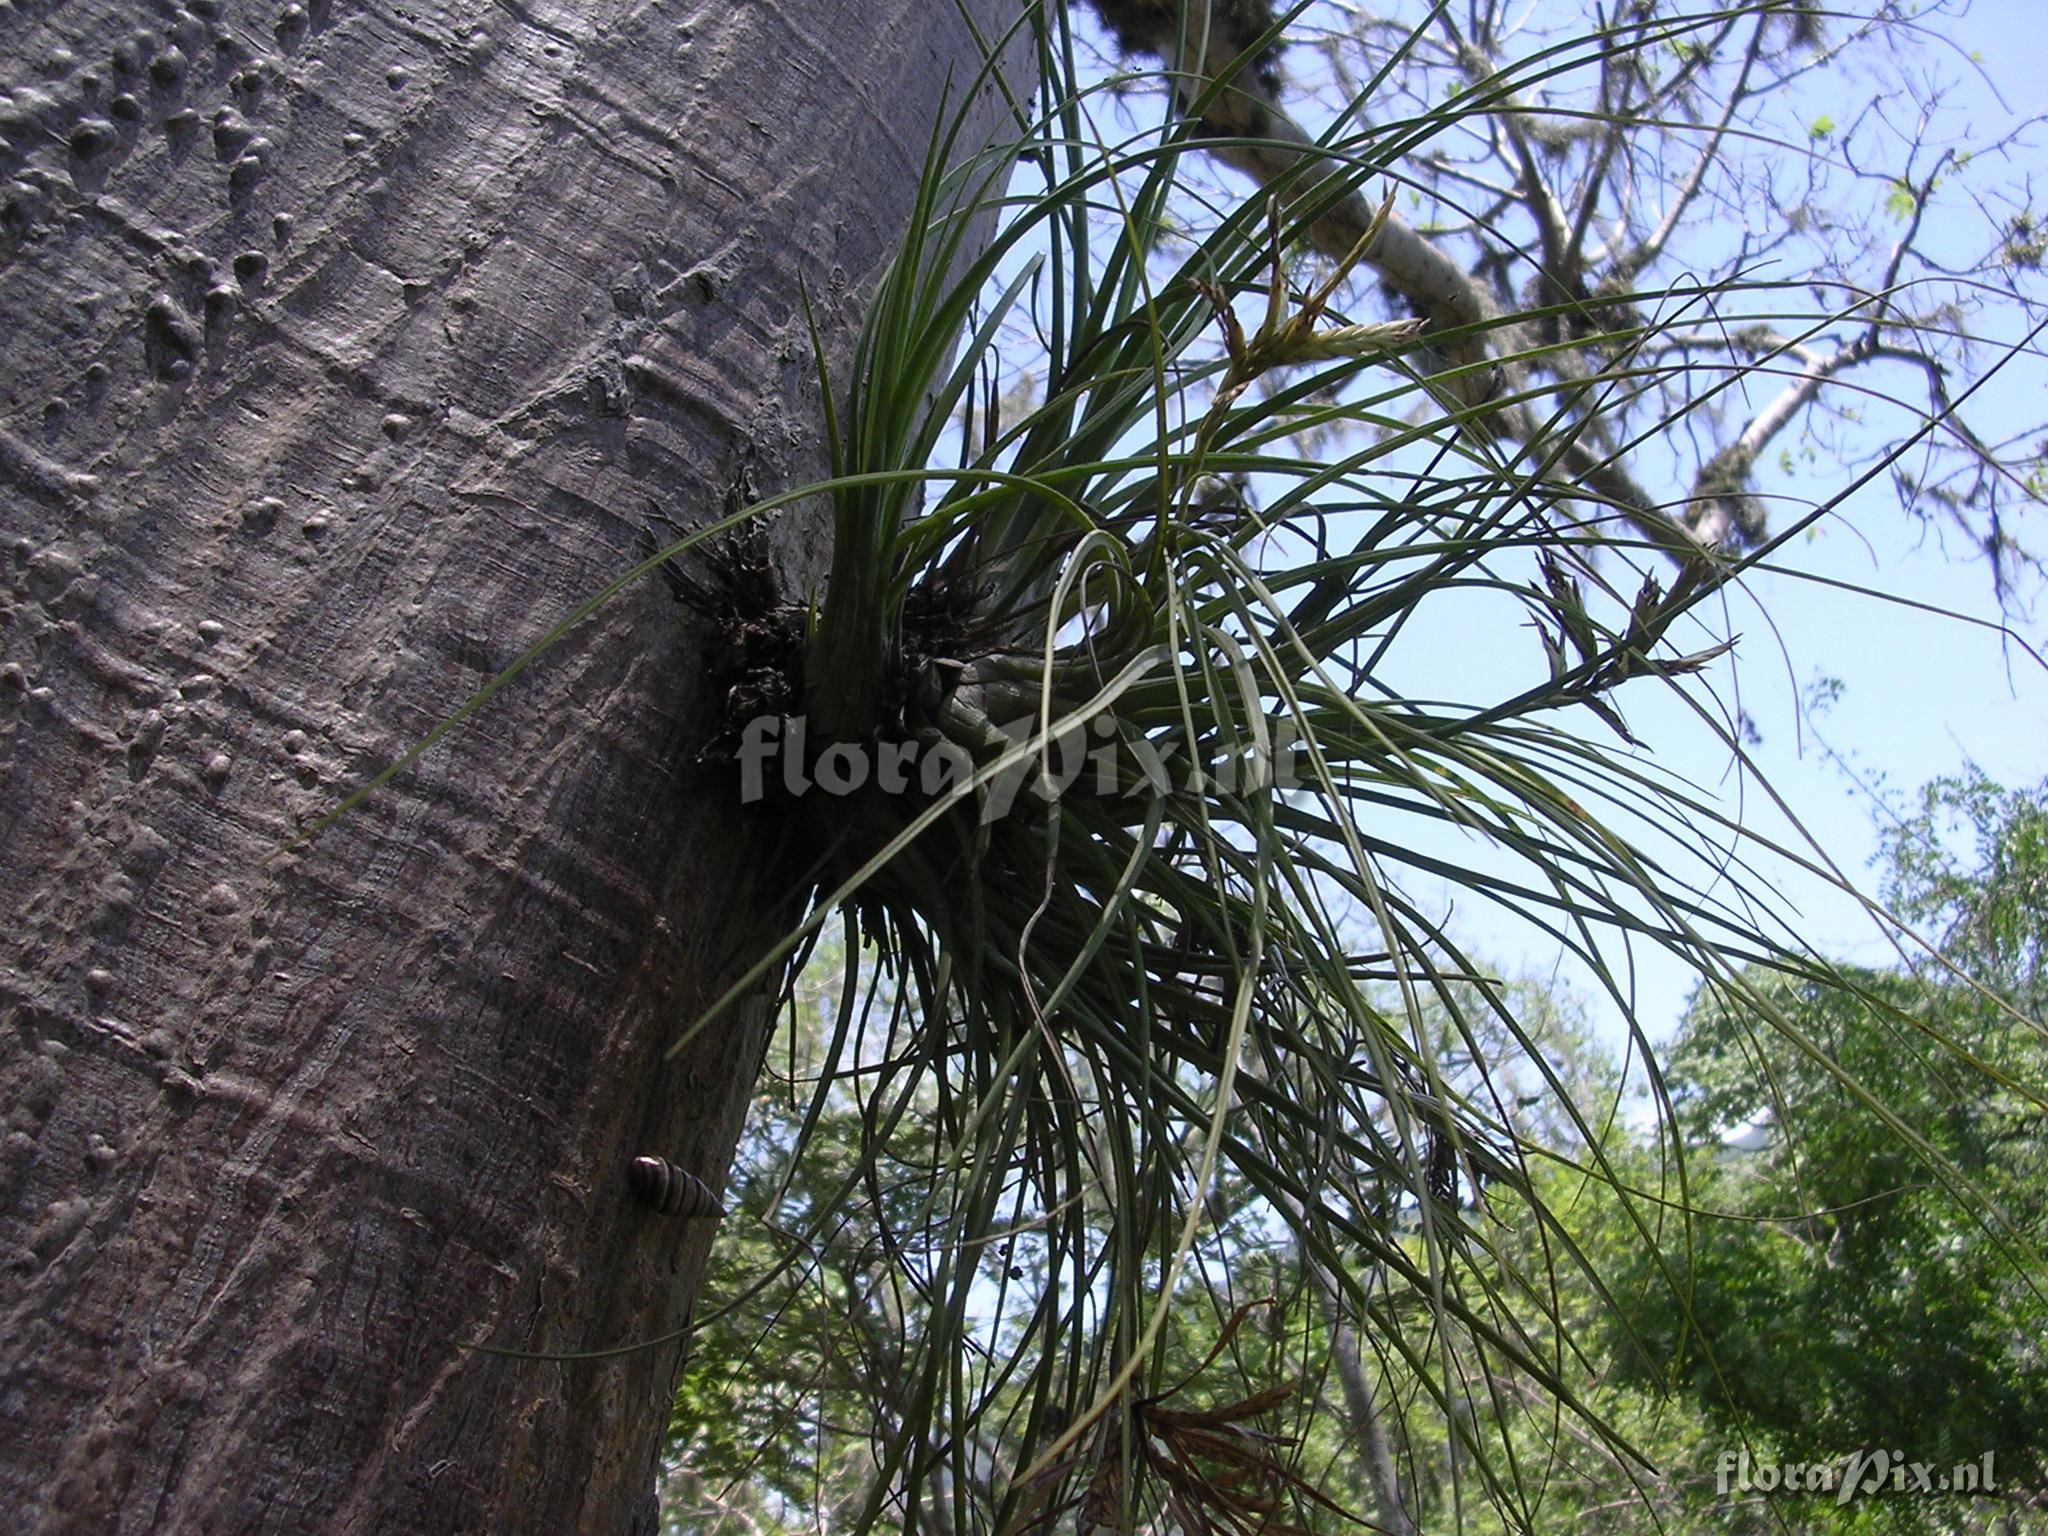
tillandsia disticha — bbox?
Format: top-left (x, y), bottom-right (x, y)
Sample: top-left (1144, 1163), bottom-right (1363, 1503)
top-left (650, 175), bottom-right (1546, 1215)
top-left (629, 15), bottom-right (1772, 1510)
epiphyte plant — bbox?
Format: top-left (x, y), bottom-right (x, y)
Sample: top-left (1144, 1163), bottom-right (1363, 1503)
top-left (647, 19), bottom-right (1820, 1530)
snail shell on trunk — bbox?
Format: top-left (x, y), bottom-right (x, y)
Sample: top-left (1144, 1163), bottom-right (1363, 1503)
top-left (628, 1155), bottom-right (724, 1219)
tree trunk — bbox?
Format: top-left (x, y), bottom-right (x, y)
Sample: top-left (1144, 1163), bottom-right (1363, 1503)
top-left (0, 1), bottom-right (1027, 1529)
top-left (1319, 1281), bottom-right (1416, 1536)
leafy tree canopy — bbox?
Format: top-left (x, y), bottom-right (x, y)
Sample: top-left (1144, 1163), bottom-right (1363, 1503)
top-left (1614, 771), bottom-right (2048, 1506)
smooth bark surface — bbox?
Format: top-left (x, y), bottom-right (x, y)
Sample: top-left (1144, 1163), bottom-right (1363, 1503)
top-left (0, 0), bottom-right (1026, 1529)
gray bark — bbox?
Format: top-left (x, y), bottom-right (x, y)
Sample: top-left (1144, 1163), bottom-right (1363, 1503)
top-left (0, 0), bottom-right (1027, 1530)
top-left (1276, 1183), bottom-right (1414, 1536)
top-left (1320, 1282), bottom-right (1417, 1536)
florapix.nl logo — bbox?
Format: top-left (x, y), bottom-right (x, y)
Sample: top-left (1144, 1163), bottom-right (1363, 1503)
top-left (1716, 1448), bottom-right (1998, 1506)
top-left (733, 710), bottom-right (1312, 823)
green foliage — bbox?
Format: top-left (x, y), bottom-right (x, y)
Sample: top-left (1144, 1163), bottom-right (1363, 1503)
top-left (1608, 775), bottom-right (2048, 1514)
top-left (669, 798), bottom-right (2048, 1531)
top-left (662, 957), bottom-right (924, 1529)
top-left (1883, 774), bottom-right (2048, 1007)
